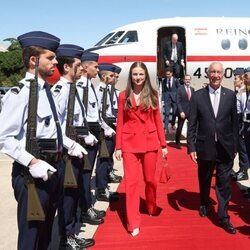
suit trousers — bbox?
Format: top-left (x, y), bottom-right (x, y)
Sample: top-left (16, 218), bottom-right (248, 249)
top-left (197, 142), bottom-right (233, 220)
top-left (12, 160), bottom-right (65, 250)
top-left (95, 136), bottom-right (115, 189)
top-left (79, 143), bottom-right (98, 212)
top-left (169, 61), bottom-right (181, 79)
top-left (122, 151), bottom-right (157, 231)
top-left (164, 98), bottom-right (177, 128)
top-left (58, 156), bottom-right (82, 237)
top-left (175, 116), bottom-right (186, 143)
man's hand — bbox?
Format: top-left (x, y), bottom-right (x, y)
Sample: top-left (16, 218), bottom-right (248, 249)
top-left (104, 127), bottom-right (116, 137)
top-left (84, 133), bottom-right (98, 146)
top-left (189, 152), bottom-right (197, 164)
top-left (29, 160), bottom-right (57, 181)
top-left (166, 60), bottom-right (170, 66)
top-left (68, 142), bottom-right (88, 158)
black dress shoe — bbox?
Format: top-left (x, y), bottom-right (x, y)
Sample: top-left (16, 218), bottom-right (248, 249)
top-left (74, 235), bottom-right (95, 248)
top-left (219, 220), bottom-right (236, 234)
top-left (199, 205), bottom-right (208, 217)
top-left (108, 172), bottom-right (122, 183)
top-left (80, 208), bottom-right (104, 225)
top-left (96, 188), bottom-right (119, 202)
top-left (59, 235), bottom-right (80, 250)
top-left (91, 207), bottom-right (106, 218)
top-left (237, 170), bottom-right (248, 181)
top-left (243, 188), bottom-right (250, 198)
top-left (176, 142), bottom-right (182, 149)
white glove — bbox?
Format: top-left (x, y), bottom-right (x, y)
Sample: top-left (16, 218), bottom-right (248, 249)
top-left (84, 133), bottom-right (98, 146)
top-left (104, 127), bottom-right (116, 137)
top-left (29, 160), bottom-right (57, 181)
top-left (68, 142), bottom-right (88, 158)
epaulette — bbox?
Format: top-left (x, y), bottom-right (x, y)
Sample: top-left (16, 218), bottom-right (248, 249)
top-left (77, 81), bottom-right (84, 88)
top-left (54, 85), bottom-right (62, 93)
top-left (11, 82), bottom-right (24, 95)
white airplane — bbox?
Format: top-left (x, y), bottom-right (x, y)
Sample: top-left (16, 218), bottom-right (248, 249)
top-left (88, 17), bottom-right (250, 90)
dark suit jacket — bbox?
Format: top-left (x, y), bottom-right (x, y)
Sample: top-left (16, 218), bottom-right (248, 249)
top-left (176, 85), bottom-right (195, 117)
top-left (162, 77), bottom-right (180, 103)
top-left (116, 91), bottom-right (166, 153)
top-left (187, 86), bottom-right (238, 160)
top-left (164, 41), bottom-right (184, 63)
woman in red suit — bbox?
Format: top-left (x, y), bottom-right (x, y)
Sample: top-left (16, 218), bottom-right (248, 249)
top-left (115, 62), bottom-right (168, 236)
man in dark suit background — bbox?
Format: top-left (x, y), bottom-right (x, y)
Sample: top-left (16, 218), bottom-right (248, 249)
top-left (164, 33), bottom-right (185, 79)
top-left (175, 74), bottom-right (194, 149)
top-left (187, 62), bottom-right (238, 234)
top-left (162, 67), bottom-right (180, 132)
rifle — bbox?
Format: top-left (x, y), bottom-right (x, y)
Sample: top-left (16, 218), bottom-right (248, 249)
top-left (65, 83), bottom-right (78, 188)
top-left (25, 57), bottom-right (45, 221)
top-left (99, 86), bottom-right (110, 158)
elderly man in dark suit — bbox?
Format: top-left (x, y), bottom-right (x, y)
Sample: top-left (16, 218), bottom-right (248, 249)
top-left (164, 33), bottom-right (185, 79)
top-left (162, 67), bottom-right (180, 132)
top-left (175, 74), bottom-right (194, 149)
top-left (187, 62), bottom-right (238, 234)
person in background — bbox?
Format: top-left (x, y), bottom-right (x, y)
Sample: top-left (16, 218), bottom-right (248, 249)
top-left (51, 44), bottom-right (94, 249)
top-left (162, 67), bottom-right (180, 132)
top-left (233, 68), bottom-right (245, 94)
top-left (115, 61), bottom-right (167, 237)
top-left (95, 63), bottom-right (119, 202)
top-left (187, 62), bottom-right (238, 234)
top-left (0, 31), bottom-right (84, 250)
top-left (76, 52), bottom-right (106, 225)
top-left (164, 33), bottom-right (185, 79)
top-left (107, 64), bottom-right (123, 184)
top-left (236, 67), bottom-right (250, 186)
top-left (175, 74), bottom-right (194, 149)
top-left (231, 68), bottom-right (249, 182)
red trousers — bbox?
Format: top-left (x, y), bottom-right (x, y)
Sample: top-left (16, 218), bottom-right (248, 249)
top-left (123, 151), bottom-right (158, 231)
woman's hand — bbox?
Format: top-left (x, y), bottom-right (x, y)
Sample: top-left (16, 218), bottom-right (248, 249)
top-left (162, 147), bottom-right (168, 158)
top-left (115, 149), bottom-right (122, 161)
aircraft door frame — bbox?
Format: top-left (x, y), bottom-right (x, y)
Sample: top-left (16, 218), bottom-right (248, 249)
top-left (157, 27), bottom-right (186, 80)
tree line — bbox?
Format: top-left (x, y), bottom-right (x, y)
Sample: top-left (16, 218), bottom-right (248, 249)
top-left (0, 38), bottom-right (25, 87)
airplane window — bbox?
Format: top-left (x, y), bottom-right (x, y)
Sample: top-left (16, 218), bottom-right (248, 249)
top-left (221, 39), bottom-right (231, 50)
top-left (105, 31), bottom-right (125, 44)
top-left (238, 38), bottom-right (248, 50)
top-left (119, 31), bottom-right (138, 43)
top-left (94, 32), bottom-right (115, 46)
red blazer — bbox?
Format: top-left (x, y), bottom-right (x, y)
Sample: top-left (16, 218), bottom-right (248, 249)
top-left (116, 91), bottom-right (166, 153)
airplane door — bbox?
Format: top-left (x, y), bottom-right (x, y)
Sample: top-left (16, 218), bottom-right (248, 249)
top-left (157, 27), bottom-right (186, 80)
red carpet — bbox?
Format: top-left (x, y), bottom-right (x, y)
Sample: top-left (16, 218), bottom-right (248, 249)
top-left (93, 143), bottom-right (250, 249)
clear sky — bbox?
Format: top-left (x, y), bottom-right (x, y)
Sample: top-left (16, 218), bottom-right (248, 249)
top-left (1, 0), bottom-right (250, 49)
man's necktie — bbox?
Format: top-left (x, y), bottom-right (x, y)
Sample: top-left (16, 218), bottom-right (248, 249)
top-left (167, 78), bottom-right (171, 90)
top-left (90, 83), bottom-right (102, 121)
top-left (213, 90), bottom-right (219, 117)
top-left (107, 87), bottom-right (117, 117)
top-left (75, 90), bottom-right (88, 128)
top-left (173, 44), bottom-right (177, 62)
top-left (44, 82), bottom-right (63, 151)
top-left (83, 79), bottom-right (89, 115)
top-left (186, 86), bottom-right (191, 100)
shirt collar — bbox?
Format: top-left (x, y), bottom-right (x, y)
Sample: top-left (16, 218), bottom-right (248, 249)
top-left (25, 72), bottom-right (45, 88)
top-left (208, 85), bottom-right (221, 94)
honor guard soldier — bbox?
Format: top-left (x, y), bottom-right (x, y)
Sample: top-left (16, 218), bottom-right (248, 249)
top-left (237, 67), bottom-right (250, 185)
top-left (51, 44), bottom-right (94, 249)
top-left (95, 63), bottom-right (120, 202)
top-left (76, 52), bottom-right (107, 225)
top-left (0, 31), bottom-right (84, 250)
top-left (107, 64), bottom-right (123, 183)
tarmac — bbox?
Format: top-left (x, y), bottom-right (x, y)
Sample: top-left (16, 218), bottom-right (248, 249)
top-left (0, 135), bottom-right (250, 249)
